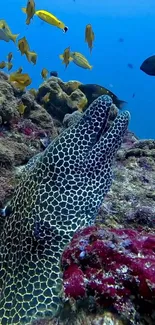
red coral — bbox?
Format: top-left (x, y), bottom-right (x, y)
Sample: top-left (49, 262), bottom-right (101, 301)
top-left (62, 226), bottom-right (155, 313)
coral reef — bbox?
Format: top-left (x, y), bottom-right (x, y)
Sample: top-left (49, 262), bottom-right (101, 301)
top-left (62, 226), bottom-right (155, 324)
top-left (37, 77), bottom-right (86, 121)
top-left (99, 131), bottom-right (155, 231)
top-left (0, 94), bottom-right (129, 325)
top-left (0, 72), bottom-right (155, 325)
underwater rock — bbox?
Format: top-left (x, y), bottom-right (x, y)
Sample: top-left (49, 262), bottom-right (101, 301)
top-left (0, 71), bottom-right (9, 81)
top-left (0, 138), bottom-right (35, 168)
top-left (0, 175), bottom-right (14, 208)
top-left (29, 103), bottom-right (58, 135)
top-left (32, 311), bottom-right (124, 325)
top-left (0, 80), bottom-right (20, 124)
top-left (63, 103), bottom-right (118, 130)
top-left (99, 134), bottom-right (155, 230)
top-left (61, 226), bottom-right (155, 324)
top-left (63, 110), bottom-right (83, 128)
top-left (37, 77), bottom-right (87, 121)
top-left (0, 138), bottom-right (36, 206)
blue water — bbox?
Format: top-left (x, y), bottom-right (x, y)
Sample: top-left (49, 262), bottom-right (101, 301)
top-left (1, 0), bottom-right (155, 139)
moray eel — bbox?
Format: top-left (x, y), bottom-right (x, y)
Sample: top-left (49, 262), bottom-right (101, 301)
top-left (0, 95), bottom-right (130, 325)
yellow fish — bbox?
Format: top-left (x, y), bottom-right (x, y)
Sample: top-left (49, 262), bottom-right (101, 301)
top-left (42, 92), bottom-right (50, 103)
top-left (24, 0), bottom-right (35, 25)
top-left (0, 28), bottom-right (10, 42)
top-left (41, 68), bottom-right (48, 80)
top-left (16, 67), bottom-right (23, 74)
top-left (18, 37), bottom-right (30, 55)
top-left (18, 37), bottom-right (37, 65)
top-left (85, 24), bottom-right (95, 53)
top-left (59, 47), bottom-right (72, 68)
top-left (9, 72), bottom-right (32, 90)
top-left (6, 62), bottom-right (13, 71)
top-left (29, 88), bottom-right (38, 97)
top-left (7, 52), bottom-right (13, 62)
top-left (0, 61), bottom-right (6, 69)
top-left (70, 52), bottom-right (93, 70)
top-left (0, 20), bottom-right (19, 43)
top-left (22, 8), bottom-right (68, 33)
top-left (18, 102), bottom-right (27, 115)
top-left (26, 50), bottom-right (37, 64)
top-left (35, 10), bottom-right (68, 32)
top-left (77, 96), bottom-right (88, 112)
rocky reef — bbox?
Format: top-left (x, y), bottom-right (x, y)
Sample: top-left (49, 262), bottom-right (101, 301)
top-left (0, 72), bottom-right (154, 325)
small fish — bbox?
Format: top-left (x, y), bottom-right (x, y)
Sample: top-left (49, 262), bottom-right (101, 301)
top-left (42, 92), bottom-right (50, 103)
top-left (41, 68), bottom-right (48, 80)
top-left (18, 37), bottom-right (30, 55)
top-left (9, 72), bottom-right (32, 90)
top-left (22, 0), bottom-right (35, 25)
top-left (50, 71), bottom-right (58, 77)
top-left (78, 84), bottom-right (127, 109)
top-left (118, 37), bottom-right (124, 43)
top-left (16, 67), bottom-right (23, 74)
top-left (77, 96), bottom-right (88, 112)
top-left (29, 88), bottom-right (38, 96)
top-left (0, 28), bottom-right (10, 42)
top-left (0, 61), bottom-right (6, 69)
top-left (18, 37), bottom-right (37, 64)
top-left (127, 63), bottom-right (134, 69)
top-left (140, 55), bottom-right (155, 76)
top-left (0, 20), bottom-right (19, 43)
top-left (70, 51), bottom-right (93, 70)
top-left (6, 62), bottom-right (13, 71)
top-left (26, 50), bottom-right (37, 64)
top-left (18, 102), bottom-right (27, 115)
top-left (85, 24), bottom-right (95, 53)
top-left (59, 47), bottom-right (71, 68)
top-left (35, 10), bottom-right (68, 33)
top-left (7, 52), bottom-right (13, 62)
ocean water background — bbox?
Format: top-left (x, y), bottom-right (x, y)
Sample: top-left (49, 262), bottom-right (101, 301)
top-left (1, 0), bottom-right (155, 139)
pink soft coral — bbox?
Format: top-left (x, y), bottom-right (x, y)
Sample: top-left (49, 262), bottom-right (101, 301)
top-left (62, 226), bottom-right (155, 314)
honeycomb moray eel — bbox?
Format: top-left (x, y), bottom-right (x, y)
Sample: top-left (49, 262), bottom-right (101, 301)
top-left (0, 95), bottom-right (130, 325)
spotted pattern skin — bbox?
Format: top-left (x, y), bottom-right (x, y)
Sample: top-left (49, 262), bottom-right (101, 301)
top-left (0, 95), bottom-right (130, 325)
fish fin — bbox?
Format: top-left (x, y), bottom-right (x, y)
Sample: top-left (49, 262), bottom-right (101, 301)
top-left (21, 7), bottom-right (27, 13)
top-left (89, 65), bottom-right (93, 70)
top-left (116, 99), bottom-right (127, 109)
top-left (26, 17), bottom-right (30, 25)
top-left (11, 33), bottom-right (19, 43)
top-left (59, 54), bottom-right (63, 60)
top-left (69, 57), bottom-right (73, 62)
top-left (25, 51), bottom-right (31, 62)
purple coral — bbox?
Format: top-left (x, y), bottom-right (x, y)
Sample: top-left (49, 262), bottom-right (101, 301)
top-left (62, 226), bottom-right (155, 315)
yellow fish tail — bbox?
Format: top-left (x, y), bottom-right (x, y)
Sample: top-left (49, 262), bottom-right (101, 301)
top-left (59, 54), bottom-right (73, 63)
top-left (21, 7), bottom-right (27, 13)
top-left (89, 65), bottom-right (93, 70)
top-left (26, 17), bottom-right (31, 25)
top-left (10, 33), bottom-right (19, 43)
top-left (25, 51), bottom-right (31, 62)
top-left (59, 54), bottom-right (63, 60)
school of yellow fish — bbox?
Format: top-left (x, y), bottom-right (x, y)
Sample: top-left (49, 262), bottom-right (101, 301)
top-left (0, 0), bottom-right (95, 96)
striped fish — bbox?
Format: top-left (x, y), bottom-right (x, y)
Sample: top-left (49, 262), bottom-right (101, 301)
top-left (70, 51), bottom-right (93, 69)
